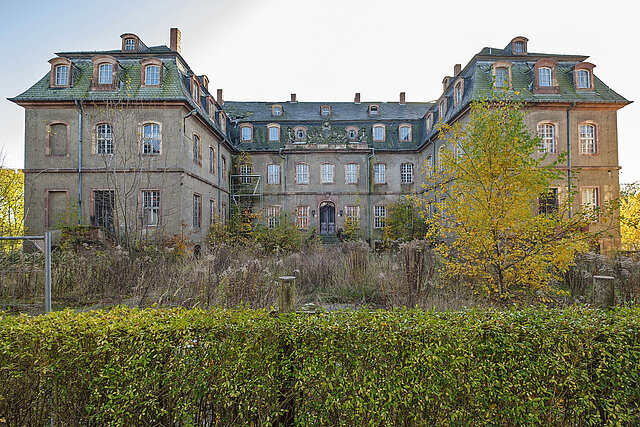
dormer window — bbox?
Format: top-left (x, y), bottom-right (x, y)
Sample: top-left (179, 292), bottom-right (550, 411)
top-left (539, 68), bottom-right (552, 87)
top-left (372, 124), bottom-right (385, 142)
top-left (439, 100), bottom-right (446, 119)
top-left (55, 65), bottom-right (69, 86)
top-left (495, 67), bottom-right (507, 88)
top-left (219, 112), bottom-right (227, 134)
top-left (514, 42), bottom-right (524, 53)
top-left (294, 126), bottom-right (307, 142)
top-left (91, 55), bottom-right (118, 91)
top-left (99, 64), bottom-right (113, 84)
top-left (208, 98), bottom-right (215, 119)
top-left (268, 124), bottom-right (280, 142)
top-left (533, 59), bottom-right (559, 94)
top-left (272, 105), bottom-right (283, 116)
top-left (346, 126), bottom-right (359, 142)
top-left (399, 124), bottom-right (412, 142)
top-left (240, 124), bottom-right (253, 142)
top-left (577, 70), bottom-right (590, 89)
top-left (454, 82), bottom-right (462, 104)
top-left (491, 61), bottom-right (513, 90)
top-left (321, 105), bottom-right (331, 116)
top-left (145, 66), bottom-right (160, 85)
top-left (369, 105), bottom-right (379, 116)
top-left (426, 113), bottom-right (433, 132)
top-left (510, 36), bottom-right (528, 55)
top-left (574, 62), bottom-right (596, 91)
top-left (49, 58), bottom-right (73, 88)
top-left (124, 38), bottom-right (136, 51)
top-left (192, 80), bottom-right (199, 101)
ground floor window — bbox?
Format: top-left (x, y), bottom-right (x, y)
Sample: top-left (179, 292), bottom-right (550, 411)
top-left (374, 205), bottom-right (386, 229)
top-left (295, 205), bottom-right (309, 229)
top-left (267, 205), bottom-right (281, 228)
top-left (93, 190), bottom-right (115, 231)
top-left (193, 194), bottom-right (202, 228)
top-left (142, 190), bottom-right (160, 226)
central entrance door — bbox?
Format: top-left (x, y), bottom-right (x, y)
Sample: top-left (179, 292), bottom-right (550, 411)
top-left (319, 202), bottom-right (336, 235)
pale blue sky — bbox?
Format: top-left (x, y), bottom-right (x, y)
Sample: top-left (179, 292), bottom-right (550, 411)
top-left (2, 0), bottom-right (638, 182)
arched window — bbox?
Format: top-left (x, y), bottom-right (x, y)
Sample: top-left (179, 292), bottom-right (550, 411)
top-left (240, 124), bottom-right (253, 142)
top-left (267, 124), bottom-right (280, 142)
top-left (438, 145), bottom-right (446, 171)
top-left (98, 64), bottom-right (113, 84)
top-left (55, 65), bottom-right (69, 86)
top-left (495, 67), bottom-right (508, 88)
top-left (538, 67), bottom-right (552, 87)
top-left (577, 69), bottom-right (590, 89)
top-left (294, 126), bottom-right (307, 143)
top-left (537, 122), bottom-right (557, 153)
top-left (192, 134), bottom-right (201, 165)
top-left (145, 65), bottom-right (160, 85)
top-left (579, 123), bottom-right (597, 154)
top-left (372, 124), bottom-right (385, 142)
top-left (142, 123), bottom-right (161, 154)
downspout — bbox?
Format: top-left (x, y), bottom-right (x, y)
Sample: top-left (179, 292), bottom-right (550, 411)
top-left (279, 148), bottom-right (287, 212)
top-left (567, 102), bottom-right (576, 218)
top-left (217, 140), bottom-right (221, 214)
top-left (74, 100), bottom-right (83, 224)
top-left (181, 109), bottom-right (197, 221)
top-left (367, 147), bottom-right (375, 241)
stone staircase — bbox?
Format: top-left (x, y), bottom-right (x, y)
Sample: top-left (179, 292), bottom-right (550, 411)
top-left (320, 234), bottom-right (341, 246)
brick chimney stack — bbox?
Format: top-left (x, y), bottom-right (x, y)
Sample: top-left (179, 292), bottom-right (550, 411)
top-left (399, 92), bottom-right (406, 105)
top-left (291, 93), bottom-right (297, 102)
top-left (354, 93), bottom-right (361, 104)
top-left (170, 28), bottom-right (181, 53)
top-left (216, 89), bottom-right (223, 106)
top-left (454, 64), bottom-right (461, 76)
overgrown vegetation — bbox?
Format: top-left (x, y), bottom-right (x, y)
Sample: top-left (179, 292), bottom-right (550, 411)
top-left (621, 182), bottom-right (640, 251)
top-left (2, 306), bottom-right (639, 425)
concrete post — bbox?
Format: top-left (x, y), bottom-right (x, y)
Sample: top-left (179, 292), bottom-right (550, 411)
top-left (278, 276), bottom-right (296, 314)
top-left (592, 275), bottom-right (615, 309)
top-left (44, 231), bottom-right (52, 313)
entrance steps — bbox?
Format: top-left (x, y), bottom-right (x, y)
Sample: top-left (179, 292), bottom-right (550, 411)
top-left (320, 234), bottom-right (341, 246)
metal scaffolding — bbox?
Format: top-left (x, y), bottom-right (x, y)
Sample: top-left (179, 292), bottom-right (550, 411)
top-left (230, 174), bottom-right (263, 210)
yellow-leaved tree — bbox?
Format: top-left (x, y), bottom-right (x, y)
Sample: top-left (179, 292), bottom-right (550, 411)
top-left (621, 183), bottom-right (640, 250)
top-left (419, 95), bottom-right (602, 299)
top-left (0, 168), bottom-right (25, 249)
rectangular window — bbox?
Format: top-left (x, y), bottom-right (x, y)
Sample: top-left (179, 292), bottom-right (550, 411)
top-left (267, 206), bottom-right (281, 229)
top-left (193, 134), bottom-right (201, 165)
top-left (401, 163), bottom-right (413, 184)
top-left (296, 163), bottom-right (309, 184)
top-left (427, 156), bottom-right (433, 177)
top-left (268, 164), bottom-right (280, 184)
top-left (193, 194), bottom-right (202, 228)
top-left (96, 124), bottom-right (113, 154)
top-left (321, 163), bottom-right (334, 184)
top-left (539, 189), bottom-right (559, 215)
top-left (142, 190), bottom-right (160, 226)
top-left (374, 206), bottom-right (386, 229)
top-left (124, 38), bottom-right (136, 51)
top-left (581, 188), bottom-right (598, 210)
top-left (345, 205), bottom-right (360, 220)
top-left (321, 106), bottom-right (331, 116)
top-left (495, 67), bottom-right (507, 88)
top-left (209, 147), bottom-right (215, 174)
top-left (579, 124), bottom-right (597, 154)
top-left (577, 70), bottom-right (590, 89)
top-left (55, 65), bottom-right (69, 86)
top-left (537, 124), bottom-right (556, 153)
top-left (209, 199), bottom-right (216, 225)
top-left (93, 190), bottom-right (115, 231)
top-left (241, 127), bottom-right (252, 141)
top-left (269, 126), bottom-right (280, 142)
top-left (142, 123), bottom-right (160, 154)
top-left (374, 163), bottom-right (386, 184)
top-left (145, 65), bottom-right (160, 85)
top-left (239, 164), bottom-right (252, 184)
top-left (98, 64), bottom-right (113, 84)
top-left (373, 126), bottom-right (384, 141)
top-left (221, 202), bottom-right (227, 224)
top-left (400, 126), bottom-right (411, 141)
top-left (345, 163), bottom-right (358, 184)
top-left (295, 206), bottom-right (309, 229)
top-left (539, 68), bottom-right (552, 87)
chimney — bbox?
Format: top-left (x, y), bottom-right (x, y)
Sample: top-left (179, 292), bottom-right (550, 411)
top-left (290, 93), bottom-right (297, 103)
top-left (399, 92), bottom-right (406, 105)
top-left (354, 92), bottom-right (361, 104)
top-left (216, 89), bottom-right (223, 106)
top-left (454, 64), bottom-right (461, 76)
top-left (170, 28), bottom-right (181, 53)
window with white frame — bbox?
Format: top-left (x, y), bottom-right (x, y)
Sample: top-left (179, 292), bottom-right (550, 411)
top-left (577, 69), bottom-right (591, 89)
top-left (209, 199), bottom-right (216, 224)
top-left (321, 105), bottom-right (331, 116)
top-left (98, 64), bottom-right (113, 84)
top-left (579, 124), bottom-right (597, 154)
top-left (581, 187), bottom-right (599, 212)
top-left (345, 205), bottom-right (360, 220)
top-left (209, 147), bottom-right (215, 174)
top-left (539, 67), bottom-right (552, 87)
top-left (294, 127), bottom-right (307, 142)
top-left (345, 163), bottom-right (358, 184)
top-left (268, 125), bottom-right (280, 142)
top-left (373, 125), bottom-right (385, 142)
top-left (426, 114), bottom-right (433, 132)
top-left (495, 67), bottom-right (508, 88)
top-left (96, 124), bottom-right (113, 154)
top-left (399, 125), bottom-right (411, 142)
top-left (427, 156), bottom-right (433, 177)
top-left (439, 100), bottom-right (446, 118)
top-left (537, 123), bottom-right (556, 153)
top-left (267, 164), bottom-right (280, 184)
top-left (239, 164), bottom-right (252, 184)
top-left (455, 82), bottom-right (462, 104)
top-left (401, 163), bottom-right (413, 184)
top-left (296, 163), bottom-right (309, 184)
top-left (142, 190), bottom-right (160, 226)
top-left (374, 206), bottom-right (386, 229)
top-left (438, 145), bottom-right (446, 171)
top-left (374, 163), bottom-right (386, 184)
top-left (321, 163), bottom-right (334, 184)
top-left (272, 105), bottom-right (282, 116)
top-left (267, 206), bottom-right (280, 229)
top-left (241, 126), bottom-right (252, 142)
top-left (193, 194), bottom-right (201, 228)
top-left (514, 41), bottom-right (525, 53)
top-left (124, 38), bottom-right (136, 51)
top-left (145, 65), bottom-right (160, 85)
top-left (55, 65), bottom-right (69, 86)
top-left (192, 82), bottom-right (199, 101)
top-left (142, 123), bottom-right (160, 154)
top-left (369, 105), bottom-right (379, 115)
top-left (295, 205), bottom-right (309, 229)
top-left (193, 134), bottom-right (201, 165)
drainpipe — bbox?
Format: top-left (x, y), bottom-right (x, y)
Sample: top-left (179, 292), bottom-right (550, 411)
top-left (367, 147), bottom-right (375, 241)
top-left (217, 141), bottom-right (221, 214)
top-left (181, 109), bottom-right (197, 220)
top-left (567, 102), bottom-right (576, 218)
top-left (279, 148), bottom-right (287, 212)
top-left (74, 100), bottom-right (83, 224)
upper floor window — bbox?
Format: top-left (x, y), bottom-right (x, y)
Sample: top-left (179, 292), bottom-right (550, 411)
top-left (579, 123), bottom-right (597, 154)
top-left (239, 164), bottom-right (253, 184)
top-left (321, 105), bottom-right (331, 116)
top-left (495, 67), bottom-right (507, 88)
top-left (296, 163), bottom-right (309, 184)
top-left (209, 147), bottom-right (215, 174)
top-left (142, 123), bottom-right (160, 154)
top-left (372, 125), bottom-right (385, 142)
top-left (145, 65), bottom-right (160, 85)
top-left (401, 163), bottom-right (413, 184)
top-left (537, 122), bottom-right (557, 154)
top-left (345, 163), bottom-right (358, 184)
top-left (514, 42), bottom-right (525, 53)
top-left (98, 64), bottom-right (113, 84)
top-left (96, 124), bottom-right (113, 155)
top-left (346, 126), bottom-right (359, 141)
top-left (268, 164), bottom-right (281, 184)
top-left (47, 122), bottom-right (68, 156)
top-left (268, 124), bottom-right (280, 142)
top-left (374, 163), bottom-right (386, 184)
top-left (438, 145), bottom-right (446, 171)
top-left (426, 114), bottom-right (433, 132)
top-left (294, 126), bottom-right (307, 143)
top-left (454, 82), bottom-right (463, 104)
top-left (124, 38), bottom-right (136, 51)
top-left (142, 190), bottom-right (160, 226)
top-left (272, 105), bottom-right (283, 116)
top-left (240, 125), bottom-right (253, 142)
top-left (55, 65), bottom-right (69, 86)
top-left (192, 80), bottom-right (199, 101)
top-left (577, 69), bottom-right (591, 89)
top-left (439, 100), bottom-right (446, 119)
top-left (192, 134), bottom-right (201, 165)
top-left (539, 67), bottom-right (552, 87)
top-left (321, 163), bottom-right (334, 184)
top-left (193, 194), bottom-right (202, 228)
top-left (399, 125), bottom-right (412, 142)
top-left (221, 156), bottom-right (227, 180)
top-left (426, 156), bottom-right (433, 177)
top-left (369, 105), bottom-right (379, 116)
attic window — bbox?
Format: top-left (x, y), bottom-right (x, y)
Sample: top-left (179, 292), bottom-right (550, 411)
top-left (369, 105), bottom-right (379, 116)
top-left (539, 67), bottom-right (552, 87)
top-left (577, 70), bottom-right (590, 89)
top-left (124, 38), bottom-right (136, 51)
top-left (272, 105), bottom-right (283, 116)
top-left (514, 42), bottom-right (525, 53)
top-left (321, 105), bottom-right (331, 116)
top-left (439, 100), bottom-right (446, 119)
top-left (98, 64), bottom-right (113, 84)
top-left (192, 79), bottom-right (199, 101)
top-left (55, 65), bottom-right (69, 86)
top-left (495, 67), bottom-right (507, 88)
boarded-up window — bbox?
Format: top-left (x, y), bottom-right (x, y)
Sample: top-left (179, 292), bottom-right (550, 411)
top-left (47, 190), bottom-right (68, 228)
top-left (49, 123), bottom-right (67, 155)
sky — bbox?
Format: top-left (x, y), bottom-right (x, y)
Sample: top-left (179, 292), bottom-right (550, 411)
top-left (1, 0), bottom-right (638, 182)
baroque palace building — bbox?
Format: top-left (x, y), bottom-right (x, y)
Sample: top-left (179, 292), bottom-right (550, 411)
top-left (10, 30), bottom-right (630, 250)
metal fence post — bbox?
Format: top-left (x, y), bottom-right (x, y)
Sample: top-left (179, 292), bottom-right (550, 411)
top-left (44, 231), bottom-right (52, 313)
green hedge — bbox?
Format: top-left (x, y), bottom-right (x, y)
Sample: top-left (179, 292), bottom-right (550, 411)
top-left (1, 307), bottom-right (639, 425)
